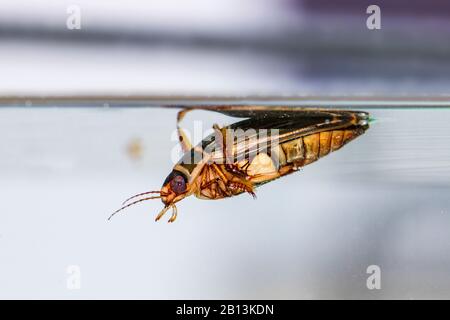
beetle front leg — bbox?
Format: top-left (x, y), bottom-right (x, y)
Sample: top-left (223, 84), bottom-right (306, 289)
top-left (155, 205), bottom-right (171, 222)
top-left (167, 205), bottom-right (178, 223)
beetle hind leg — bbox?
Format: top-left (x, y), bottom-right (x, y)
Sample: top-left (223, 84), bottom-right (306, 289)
top-left (176, 109), bottom-right (193, 153)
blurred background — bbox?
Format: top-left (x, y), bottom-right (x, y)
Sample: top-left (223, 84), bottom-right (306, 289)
top-left (1, 0), bottom-right (450, 96)
top-left (1, 0), bottom-right (450, 299)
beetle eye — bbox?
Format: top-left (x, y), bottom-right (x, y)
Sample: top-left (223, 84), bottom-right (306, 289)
top-left (170, 175), bottom-right (187, 194)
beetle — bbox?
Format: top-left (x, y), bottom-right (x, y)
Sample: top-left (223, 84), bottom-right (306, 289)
top-left (109, 105), bottom-right (369, 222)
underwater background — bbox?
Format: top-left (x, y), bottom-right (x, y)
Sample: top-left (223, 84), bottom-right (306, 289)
top-left (1, 0), bottom-right (450, 299)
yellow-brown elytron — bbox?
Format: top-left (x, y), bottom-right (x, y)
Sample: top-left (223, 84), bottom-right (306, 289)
top-left (109, 106), bottom-right (369, 223)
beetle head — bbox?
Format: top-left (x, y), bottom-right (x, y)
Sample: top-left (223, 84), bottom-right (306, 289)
top-left (108, 170), bottom-right (190, 223)
top-left (160, 170), bottom-right (189, 206)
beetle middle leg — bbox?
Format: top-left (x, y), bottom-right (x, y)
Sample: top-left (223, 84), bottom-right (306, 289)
top-left (226, 160), bottom-right (250, 179)
top-left (210, 163), bottom-right (256, 198)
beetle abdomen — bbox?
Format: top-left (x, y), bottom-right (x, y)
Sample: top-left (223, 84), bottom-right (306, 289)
top-left (247, 125), bottom-right (368, 186)
top-left (278, 127), bottom-right (367, 168)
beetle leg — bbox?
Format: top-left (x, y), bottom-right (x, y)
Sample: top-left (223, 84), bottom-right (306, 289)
top-left (167, 205), bottom-right (178, 223)
top-left (155, 205), bottom-right (171, 222)
top-left (177, 126), bottom-right (192, 153)
top-left (241, 160), bottom-right (250, 172)
top-left (176, 109), bottom-right (193, 153)
top-left (201, 177), bottom-right (221, 189)
top-left (227, 180), bottom-right (256, 199)
top-left (201, 177), bottom-right (230, 198)
top-left (211, 163), bottom-right (229, 182)
top-left (210, 163), bottom-right (255, 198)
top-left (176, 108), bottom-right (192, 123)
top-left (224, 162), bottom-right (249, 179)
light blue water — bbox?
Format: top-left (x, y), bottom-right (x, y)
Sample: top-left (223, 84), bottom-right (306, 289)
top-left (0, 107), bottom-right (449, 299)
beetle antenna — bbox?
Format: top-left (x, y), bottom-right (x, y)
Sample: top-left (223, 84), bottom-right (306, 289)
top-left (121, 190), bottom-right (165, 205)
top-left (108, 196), bottom-right (162, 221)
